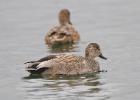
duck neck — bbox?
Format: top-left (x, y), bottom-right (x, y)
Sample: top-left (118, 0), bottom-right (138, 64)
top-left (85, 55), bottom-right (96, 67)
top-left (60, 22), bottom-right (69, 26)
top-left (85, 56), bottom-right (95, 61)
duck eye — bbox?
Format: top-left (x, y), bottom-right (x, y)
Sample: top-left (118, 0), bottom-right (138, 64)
top-left (94, 45), bottom-right (100, 50)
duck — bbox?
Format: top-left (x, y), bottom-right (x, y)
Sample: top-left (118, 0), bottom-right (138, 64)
top-left (45, 9), bottom-right (80, 45)
top-left (25, 43), bottom-right (107, 76)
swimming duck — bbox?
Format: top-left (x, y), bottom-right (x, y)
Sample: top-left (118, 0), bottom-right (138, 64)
top-left (45, 9), bottom-right (80, 45)
top-left (25, 43), bottom-right (107, 76)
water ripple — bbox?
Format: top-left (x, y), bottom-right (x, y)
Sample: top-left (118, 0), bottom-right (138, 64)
top-left (20, 74), bottom-right (113, 100)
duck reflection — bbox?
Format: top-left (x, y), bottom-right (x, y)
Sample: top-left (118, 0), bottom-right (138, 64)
top-left (22, 74), bottom-right (110, 100)
top-left (47, 42), bottom-right (78, 53)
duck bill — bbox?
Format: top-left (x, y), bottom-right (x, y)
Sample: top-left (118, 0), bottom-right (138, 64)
top-left (99, 53), bottom-right (107, 60)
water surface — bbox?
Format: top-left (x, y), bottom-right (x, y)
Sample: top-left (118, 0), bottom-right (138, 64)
top-left (0, 0), bottom-right (140, 100)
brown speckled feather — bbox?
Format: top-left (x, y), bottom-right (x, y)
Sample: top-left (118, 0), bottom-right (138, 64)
top-left (26, 43), bottom-right (107, 75)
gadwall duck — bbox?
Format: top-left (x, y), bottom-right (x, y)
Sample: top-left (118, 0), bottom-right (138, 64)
top-left (45, 9), bottom-right (80, 45)
top-left (25, 43), bottom-right (107, 76)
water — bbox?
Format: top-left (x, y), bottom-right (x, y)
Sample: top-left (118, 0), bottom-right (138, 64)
top-left (0, 0), bottom-right (140, 100)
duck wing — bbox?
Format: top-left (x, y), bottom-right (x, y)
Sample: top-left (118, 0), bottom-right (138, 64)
top-left (24, 55), bottom-right (57, 64)
top-left (36, 54), bottom-right (85, 75)
top-left (38, 55), bottom-right (58, 62)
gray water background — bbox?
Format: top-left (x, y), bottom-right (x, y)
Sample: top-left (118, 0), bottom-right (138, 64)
top-left (0, 0), bottom-right (140, 100)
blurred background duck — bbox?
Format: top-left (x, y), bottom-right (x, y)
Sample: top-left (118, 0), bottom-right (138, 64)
top-left (25, 43), bottom-right (107, 76)
top-left (45, 9), bottom-right (80, 45)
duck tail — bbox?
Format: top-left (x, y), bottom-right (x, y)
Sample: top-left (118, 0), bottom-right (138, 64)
top-left (26, 62), bottom-right (48, 74)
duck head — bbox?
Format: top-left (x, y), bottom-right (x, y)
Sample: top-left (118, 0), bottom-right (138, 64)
top-left (58, 9), bottom-right (72, 26)
top-left (85, 43), bottom-right (107, 60)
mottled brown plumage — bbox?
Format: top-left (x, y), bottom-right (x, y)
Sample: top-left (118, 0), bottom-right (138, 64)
top-left (25, 43), bottom-right (107, 75)
top-left (45, 9), bottom-right (80, 45)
